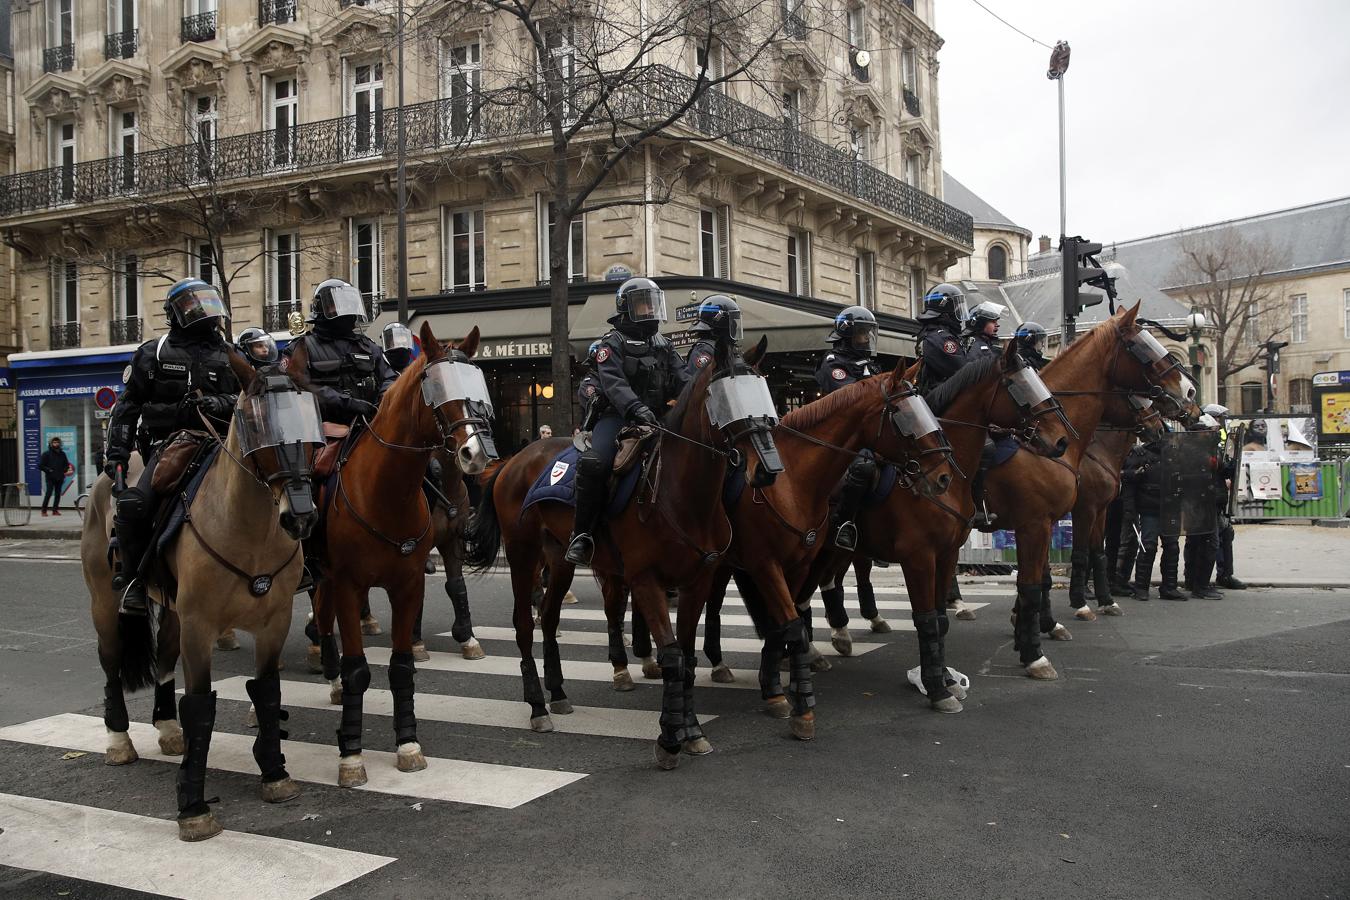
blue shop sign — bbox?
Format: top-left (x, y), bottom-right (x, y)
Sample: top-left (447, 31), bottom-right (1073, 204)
top-left (0, 367), bottom-right (12, 389)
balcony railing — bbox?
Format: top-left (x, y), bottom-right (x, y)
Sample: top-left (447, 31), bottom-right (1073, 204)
top-left (782, 12), bottom-right (808, 39)
top-left (181, 11), bottom-right (217, 43)
top-left (263, 301), bottom-right (304, 332)
top-left (0, 65), bottom-right (973, 246)
top-left (109, 316), bottom-right (142, 345)
top-left (104, 30), bottom-right (138, 60)
top-left (258, 0), bottom-right (296, 25)
top-left (49, 322), bottom-right (81, 349)
top-left (903, 87), bottom-right (921, 117)
top-left (43, 44), bottom-right (75, 73)
top-left (340, 0), bottom-right (374, 6)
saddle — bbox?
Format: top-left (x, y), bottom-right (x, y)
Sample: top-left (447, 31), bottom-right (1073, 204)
top-left (313, 423), bottom-right (351, 481)
top-left (143, 439), bottom-right (221, 605)
top-left (150, 429), bottom-right (213, 495)
top-left (613, 424), bottom-right (658, 475)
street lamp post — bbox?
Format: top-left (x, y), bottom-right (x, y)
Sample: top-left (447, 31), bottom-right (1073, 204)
top-left (1187, 311), bottom-right (1206, 406)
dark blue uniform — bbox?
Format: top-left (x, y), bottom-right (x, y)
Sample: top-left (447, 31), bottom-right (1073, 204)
top-left (917, 320), bottom-right (969, 394)
top-left (815, 344), bottom-right (880, 550)
top-left (288, 327), bottom-right (397, 424)
top-left (576, 372), bottom-right (602, 428)
top-left (685, 339), bottom-right (717, 378)
top-left (589, 325), bottom-right (689, 466)
top-left (965, 332), bottom-right (1000, 356)
top-left (814, 347), bottom-right (879, 393)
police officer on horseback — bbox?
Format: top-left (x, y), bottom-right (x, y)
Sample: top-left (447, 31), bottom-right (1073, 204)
top-left (964, 301), bottom-right (1005, 355)
top-left (916, 283), bottom-right (969, 394)
top-left (686, 295), bottom-right (741, 376)
top-left (235, 327), bottom-right (279, 371)
top-left (288, 279), bottom-right (396, 424)
top-left (577, 340), bottom-right (603, 430)
top-left (381, 321), bottom-right (417, 372)
top-left (565, 277), bottom-right (690, 565)
top-left (815, 306), bottom-right (880, 550)
top-left (1013, 321), bottom-right (1048, 370)
top-left (104, 278), bottom-right (238, 616)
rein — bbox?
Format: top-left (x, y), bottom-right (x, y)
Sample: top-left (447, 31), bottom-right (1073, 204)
top-left (183, 502), bottom-right (300, 597)
top-left (334, 427), bottom-right (434, 556)
top-left (638, 426), bottom-right (733, 566)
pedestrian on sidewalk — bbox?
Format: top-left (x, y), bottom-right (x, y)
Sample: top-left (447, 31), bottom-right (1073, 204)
top-left (39, 437), bottom-right (71, 516)
top-left (1121, 435), bottom-right (1184, 600)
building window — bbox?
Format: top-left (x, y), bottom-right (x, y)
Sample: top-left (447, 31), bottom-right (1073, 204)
top-left (1289, 377), bottom-right (1312, 413)
top-left (50, 118), bottom-right (76, 201)
top-left (847, 5), bottom-right (865, 46)
top-left (46, 0), bottom-right (74, 51)
top-left (51, 258), bottom-right (78, 325)
top-left (1344, 288), bottom-right (1350, 339)
top-left (1289, 293), bottom-right (1307, 344)
top-left (909, 267), bottom-right (926, 317)
top-left (541, 25), bottom-right (577, 124)
top-left (782, 88), bottom-right (801, 128)
top-left (113, 254), bottom-right (139, 319)
top-left (904, 152), bottom-right (921, 189)
top-left (849, 124), bottom-right (871, 164)
top-left (987, 244), bottom-right (1008, 281)
top-left (781, 0), bottom-right (807, 39)
top-left (267, 76), bottom-right (298, 167)
top-left (351, 218), bottom-right (384, 307)
top-left (1241, 300), bottom-right (1260, 345)
top-left (111, 108), bottom-right (138, 189)
top-left (188, 92), bottom-right (217, 177)
top-left (444, 207), bottom-right (486, 292)
top-left (854, 251), bottom-right (875, 308)
top-left (266, 231), bottom-right (300, 310)
top-left (1239, 381), bottom-right (1263, 414)
top-left (349, 61), bottom-right (384, 156)
top-left (700, 206), bottom-right (730, 279)
top-left (106, 0), bottom-right (136, 59)
top-left (537, 196), bottom-right (585, 282)
top-left (695, 40), bottom-right (724, 88)
top-left (442, 41), bottom-right (481, 141)
top-left (191, 241), bottom-right (214, 286)
top-left (901, 47), bottom-right (917, 91)
top-left (787, 229), bottom-right (811, 296)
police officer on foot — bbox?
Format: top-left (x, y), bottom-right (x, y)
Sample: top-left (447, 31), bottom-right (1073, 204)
top-left (1204, 403), bottom-right (1246, 591)
top-left (235, 327), bottom-right (279, 371)
top-left (1013, 321), bottom-right (1048, 370)
top-left (686, 295), bottom-right (741, 376)
top-left (565, 277), bottom-right (689, 565)
top-left (815, 306), bottom-right (880, 550)
top-left (916, 283), bottom-right (969, 394)
top-left (105, 279), bottom-right (238, 616)
top-left (964, 301), bottom-right (1005, 355)
top-left (289, 279), bottom-right (396, 424)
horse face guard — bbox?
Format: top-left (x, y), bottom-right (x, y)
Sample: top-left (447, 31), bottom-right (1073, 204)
top-left (882, 380), bottom-right (958, 493)
top-left (1127, 394), bottom-right (1166, 439)
top-left (421, 350), bottom-right (498, 475)
top-left (706, 365), bottom-right (784, 483)
top-left (234, 374), bottom-right (324, 530)
top-left (1119, 328), bottom-right (1198, 419)
top-left (1002, 351), bottom-right (1078, 448)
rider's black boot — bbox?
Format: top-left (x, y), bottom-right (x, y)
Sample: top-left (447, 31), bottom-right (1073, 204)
top-left (564, 453), bottom-right (608, 566)
top-left (831, 457), bottom-right (875, 551)
top-left (112, 499), bottom-right (152, 618)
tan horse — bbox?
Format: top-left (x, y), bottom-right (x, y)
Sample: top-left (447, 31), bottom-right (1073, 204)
top-left (83, 356), bottom-right (321, 841)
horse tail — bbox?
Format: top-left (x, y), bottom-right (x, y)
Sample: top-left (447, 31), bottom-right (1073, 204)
top-left (116, 612), bottom-right (158, 692)
top-left (465, 465), bottom-right (504, 574)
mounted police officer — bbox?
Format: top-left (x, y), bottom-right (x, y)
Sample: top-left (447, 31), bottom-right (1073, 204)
top-left (235, 327), bottom-right (279, 371)
top-left (565, 276), bottom-right (690, 565)
top-left (963, 301), bottom-right (1005, 355)
top-left (381, 321), bottom-right (417, 373)
top-left (577, 340), bottom-right (603, 430)
top-left (814, 306), bottom-right (880, 550)
top-left (686, 295), bottom-right (740, 377)
top-left (915, 283), bottom-right (969, 394)
top-left (104, 278), bottom-right (239, 616)
top-left (1013, 321), bottom-right (1048, 370)
top-left (288, 279), bottom-right (396, 424)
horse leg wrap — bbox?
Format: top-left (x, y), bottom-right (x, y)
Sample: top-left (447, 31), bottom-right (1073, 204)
top-left (244, 674), bottom-right (290, 782)
top-left (702, 594), bottom-right (723, 667)
top-left (175, 691), bottom-right (217, 820)
top-left (304, 616), bottom-right (320, 646)
top-left (320, 634), bottom-right (340, 682)
top-left (657, 644), bottom-right (686, 753)
top-left (758, 623), bottom-right (787, 700)
top-left (104, 677), bottom-right (130, 734)
top-left (946, 573), bottom-right (963, 603)
top-left (1091, 549), bottom-right (1113, 606)
top-left (543, 637), bottom-right (566, 702)
top-left (821, 586), bottom-right (849, 630)
top-left (856, 580), bottom-right (879, 621)
top-left (607, 624), bottom-right (630, 668)
top-left (520, 657), bottom-right (548, 719)
top-left (152, 678), bottom-right (177, 724)
top-left (1014, 585), bottom-right (1043, 666)
top-left (446, 575), bottom-right (474, 644)
top-left (1037, 579), bottom-right (1057, 634)
top-left (912, 610), bottom-right (949, 700)
top-left (1068, 547), bottom-right (1090, 608)
top-left (784, 619), bottom-right (816, 716)
top-left (682, 653), bottom-right (705, 742)
top-left (798, 599), bottom-right (815, 643)
top-left (336, 655), bottom-right (370, 758)
top-left (386, 651), bottom-right (418, 747)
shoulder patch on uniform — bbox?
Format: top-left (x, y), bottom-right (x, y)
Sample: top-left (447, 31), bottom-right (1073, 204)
top-left (942, 339), bottom-right (959, 354)
top-left (122, 365), bottom-right (132, 384)
top-left (695, 354), bottom-right (712, 369)
top-left (595, 347), bottom-right (611, 363)
top-left (583, 384), bottom-right (597, 397)
top-left (831, 367), bottom-right (848, 381)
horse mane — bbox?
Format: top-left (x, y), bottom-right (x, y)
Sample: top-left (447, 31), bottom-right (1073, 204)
top-left (781, 377), bottom-right (877, 432)
top-left (663, 356), bottom-right (718, 433)
top-left (1047, 315), bottom-right (1117, 371)
top-left (369, 353), bottom-right (429, 431)
top-left (924, 353), bottom-right (1000, 415)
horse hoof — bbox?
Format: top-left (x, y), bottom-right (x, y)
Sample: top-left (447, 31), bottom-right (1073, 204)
top-left (956, 608), bottom-right (977, 621)
top-left (1099, 603), bottom-right (1124, 617)
top-left (328, 680), bottom-right (342, 706)
top-left (411, 642), bottom-right (430, 663)
top-left (155, 721), bottom-right (185, 756)
top-left (177, 812), bottom-right (223, 842)
top-left (1074, 607), bottom-right (1097, 622)
top-left (530, 715), bottom-right (554, 733)
top-left (641, 658), bottom-right (661, 679)
top-left (613, 669), bottom-right (636, 691)
top-left (460, 639), bottom-right (485, 661)
top-left (830, 627), bottom-right (853, 657)
top-left (549, 699), bottom-right (574, 715)
top-left (709, 664), bottom-right (735, 684)
top-left (946, 681), bottom-right (968, 702)
top-left (261, 777), bottom-right (300, 803)
top-left (869, 617), bottom-right (892, 634)
top-left (1026, 657), bottom-right (1059, 681)
top-left (931, 695), bottom-right (964, 714)
top-left (764, 696), bottom-right (792, 719)
top-left (683, 736), bottom-right (714, 756)
top-left (104, 745), bottom-right (138, 766)
top-left (215, 631), bottom-right (240, 651)
top-left (1050, 624), bottom-right (1073, 641)
top-left (396, 743), bottom-right (428, 773)
top-left (809, 654), bottom-right (832, 673)
top-left (244, 705), bottom-right (258, 729)
top-left (789, 714), bottom-right (816, 741)
top-left (361, 615), bottom-right (382, 636)
top-left (338, 757), bottom-right (368, 788)
top-left (306, 646), bottom-right (323, 674)
top-left (654, 743), bottom-right (681, 770)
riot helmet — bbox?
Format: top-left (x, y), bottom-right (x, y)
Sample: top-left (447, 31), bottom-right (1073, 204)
top-left (1014, 321), bottom-right (1047, 355)
top-left (236, 327), bottom-right (279, 368)
top-left (310, 279), bottom-right (368, 329)
top-left (1202, 403), bottom-right (1229, 420)
top-left (688, 295), bottom-right (743, 344)
top-left (919, 282), bottom-right (966, 323)
top-left (614, 277), bottom-right (667, 336)
top-left (164, 278), bottom-right (228, 332)
top-left (827, 306), bottom-right (878, 356)
top-left (382, 321), bottom-right (416, 371)
top-left (966, 301), bottom-right (1005, 335)
top-left (586, 340), bottom-right (602, 366)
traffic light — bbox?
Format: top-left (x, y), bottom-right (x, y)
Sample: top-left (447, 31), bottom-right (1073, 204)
top-left (1060, 235), bottom-right (1112, 343)
top-left (1263, 339), bottom-right (1289, 374)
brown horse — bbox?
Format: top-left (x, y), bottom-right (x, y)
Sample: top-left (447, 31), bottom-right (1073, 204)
top-left (985, 304), bottom-right (1201, 679)
top-left (466, 338), bottom-right (775, 767)
top-left (82, 356), bottom-right (321, 840)
top-left (415, 445), bottom-right (484, 662)
top-left (802, 340), bottom-right (1076, 708)
top-left (295, 323), bottom-right (495, 788)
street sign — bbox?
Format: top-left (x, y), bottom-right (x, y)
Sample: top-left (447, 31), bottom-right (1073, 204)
top-left (603, 265), bottom-right (633, 282)
top-left (95, 386), bottom-right (118, 410)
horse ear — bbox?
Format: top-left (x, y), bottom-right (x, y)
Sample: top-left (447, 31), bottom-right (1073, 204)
top-left (1003, 338), bottom-right (1021, 366)
top-left (284, 334), bottom-right (310, 388)
top-left (744, 334), bottom-right (768, 369)
top-left (1118, 301), bottom-right (1141, 330)
top-left (419, 321), bottom-right (444, 361)
top-left (457, 325), bottom-right (481, 359)
top-left (227, 347), bottom-right (256, 391)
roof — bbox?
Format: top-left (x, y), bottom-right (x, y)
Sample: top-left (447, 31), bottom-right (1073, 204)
top-left (942, 173), bottom-right (1032, 237)
top-left (995, 260), bottom-right (1192, 335)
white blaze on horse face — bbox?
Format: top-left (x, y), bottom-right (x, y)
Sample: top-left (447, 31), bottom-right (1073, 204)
top-left (457, 429), bottom-right (490, 475)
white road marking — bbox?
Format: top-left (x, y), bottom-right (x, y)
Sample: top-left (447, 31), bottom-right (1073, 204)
top-left (0, 713), bottom-right (584, 810)
top-left (0, 790), bottom-right (393, 900)
top-left (558, 607), bottom-right (919, 632)
top-left (457, 625), bottom-right (888, 657)
top-left (212, 676), bottom-right (686, 740)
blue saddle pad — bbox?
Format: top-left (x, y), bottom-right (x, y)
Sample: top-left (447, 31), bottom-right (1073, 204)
top-left (989, 434), bottom-right (1020, 468)
top-left (723, 460), bottom-right (747, 508)
top-left (863, 463), bottom-right (898, 507)
top-left (522, 446), bottom-right (642, 518)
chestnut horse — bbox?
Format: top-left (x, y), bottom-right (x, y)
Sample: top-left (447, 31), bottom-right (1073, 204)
top-left (82, 357), bottom-right (321, 840)
top-left (415, 445), bottom-right (484, 661)
top-left (295, 323), bottom-right (496, 788)
top-left (466, 338), bottom-right (773, 768)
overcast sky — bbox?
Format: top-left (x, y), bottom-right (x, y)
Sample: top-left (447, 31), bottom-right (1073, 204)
top-left (934, 0), bottom-right (1350, 243)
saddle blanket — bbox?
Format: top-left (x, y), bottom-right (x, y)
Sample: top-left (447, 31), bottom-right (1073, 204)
top-left (521, 446), bottom-right (642, 519)
top-left (154, 443), bottom-right (221, 559)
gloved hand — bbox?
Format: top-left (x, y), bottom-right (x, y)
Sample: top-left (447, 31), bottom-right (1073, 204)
top-left (631, 405), bottom-right (659, 427)
top-left (197, 395), bottom-right (234, 419)
top-left (104, 458), bottom-right (127, 481)
top-left (347, 398), bottom-right (379, 421)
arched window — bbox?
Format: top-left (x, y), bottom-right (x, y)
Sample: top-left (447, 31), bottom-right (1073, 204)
top-left (987, 243), bottom-right (1008, 281)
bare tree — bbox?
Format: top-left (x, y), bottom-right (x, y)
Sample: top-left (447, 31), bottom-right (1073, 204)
top-left (1168, 227), bottom-right (1291, 405)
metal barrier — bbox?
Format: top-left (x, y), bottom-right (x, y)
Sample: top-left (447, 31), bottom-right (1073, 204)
top-left (1233, 455), bottom-right (1349, 522)
top-left (2, 482), bottom-right (31, 527)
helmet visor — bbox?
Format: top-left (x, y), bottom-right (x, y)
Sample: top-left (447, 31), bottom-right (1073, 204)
top-left (626, 287), bottom-right (667, 324)
top-left (1006, 366), bottom-right (1054, 409)
top-left (422, 359), bottom-right (494, 416)
top-left (383, 324), bottom-right (414, 353)
top-left (850, 323), bottom-right (877, 353)
top-left (890, 392), bottom-right (941, 439)
top-left (170, 284), bottom-right (228, 325)
top-left (235, 388), bottom-right (324, 456)
top-left (320, 284), bottom-right (368, 322)
top-left (723, 308), bottom-right (744, 342)
top-left (1021, 332), bottom-right (1046, 353)
top-left (244, 334), bottom-right (279, 365)
top-left (970, 301), bottom-right (1006, 323)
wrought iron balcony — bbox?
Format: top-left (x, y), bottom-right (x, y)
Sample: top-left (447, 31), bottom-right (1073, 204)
top-left (339, 0), bottom-right (373, 6)
top-left (109, 316), bottom-right (142, 345)
top-left (181, 11), bottom-right (217, 43)
top-left (258, 0), bottom-right (296, 26)
top-left (903, 87), bottom-right (921, 117)
top-left (42, 44), bottom-right (74, 73)
top-left (782, 12), bottom-right (808, 39)
top-left (0, 65), bottom-right (973, 246)
top-left (49, 322), bottom-right (81, 350)
top-left (104, 30), bottom-right (138, 60)
top-left (263, 301), bottom-right (304, 333)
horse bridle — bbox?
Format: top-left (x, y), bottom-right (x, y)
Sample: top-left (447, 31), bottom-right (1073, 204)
top-left (1110, 328), bottom-right (1196, 419)
top-left (879, 380), bottom-right (963, 492)
top-left (936, 356), bottom-right (1075, 448)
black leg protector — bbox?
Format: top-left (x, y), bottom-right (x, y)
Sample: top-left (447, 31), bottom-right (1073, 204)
top-left (856, 579), bottom-right (879, 621)
top-left (446, 575), bottom-right (474, 644)
top-left (1038, 571), bottom-right (1057, 633)
top-left (1090, 548), bottom-right (1114, 607)
top-left (937, 611), bottom-right (958, 688)
top-left (758, 622), bottom-right (787, 700)
top-left (682, 653), bottom-right (705, 744)
top-left (946, 573), bottom-right (963, 603)
top-left (784, 618), bottom-right (815, 717)
top-left (244, 674), bottom-right (290, 783)
top-left (175, 691), bottom-right (217, 820)
top-left (520, 657), bottom-right (548, 720)
top-left (320, 634), bottom-right (340, 682)
top-left (702, 592), bottom-right (724, 667)
top-left (386, 650), bottom-right (418, 747)
top-left (543, 636), bottom-right (566, 703)
top-left (336, 655), bottom-right (371, 758)
top-left (607, 621), bottom-right (630, 668)
top-left (912, 610), bottom-right (950, 701)
top-left (104, 677), bottom-right (130, 733)
top-left (631, 608), bottom-right (653, 660)
top-left (304, 614), bottom-right (320, 647)
top-left (821, 585), bottom-right (849, 630)
top-left (1013, 584), bottom-right (1043, 666)
top-left (657, 644), bottom-right (686, 753)
top-left (152, 678), bottom-right (177, 724)
top-left (1068, 546), bottom-right (1089, 609)
top-left (1160, 539), bottom-right (1180, 592)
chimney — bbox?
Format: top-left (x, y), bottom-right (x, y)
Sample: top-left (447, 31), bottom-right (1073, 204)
top-left (1038, 235), bottom-right (1052, 254)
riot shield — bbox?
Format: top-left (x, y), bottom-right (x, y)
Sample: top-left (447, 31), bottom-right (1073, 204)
top-left (1160, 429), bottom-right (1219, 537)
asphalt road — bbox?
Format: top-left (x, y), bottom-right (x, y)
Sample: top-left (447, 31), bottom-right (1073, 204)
top-left (0, 545), bottom-right (1347, 900)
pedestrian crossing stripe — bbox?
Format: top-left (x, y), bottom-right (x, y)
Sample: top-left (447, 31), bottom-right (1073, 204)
top-left (0, 713), bottom-right (585, 810)
top-left (211, 676), bottom-right (693, 741)
top-left (459, 625), bottom-right (888, 657)
top-left (557, 607), bottom-right (922, 631)
top-left (0, 791), bottom-right (394, 900)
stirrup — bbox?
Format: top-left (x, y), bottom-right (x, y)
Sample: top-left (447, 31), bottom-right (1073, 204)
top-left (833, 521), bottom-right (858, 551)
top-left (119, 581), bottom-right (149, 618)
top-left (564, 533), bottom-right (595, 566)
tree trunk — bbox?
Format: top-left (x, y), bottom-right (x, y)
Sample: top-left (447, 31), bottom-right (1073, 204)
top-left (216, 239), bottom-right (234, 342)
top-left (549, 161), bottom-right (575, 434)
